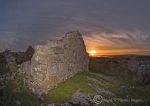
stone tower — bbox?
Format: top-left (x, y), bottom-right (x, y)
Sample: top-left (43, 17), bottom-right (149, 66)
top-left (21, 31), bottom-right (89, 95)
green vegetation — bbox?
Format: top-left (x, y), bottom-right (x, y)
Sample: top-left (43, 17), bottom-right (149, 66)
top-left (0, 73), bottom-right (40, 106)
top-left (0, 64), bottom-right (9, 74)
top-left (47, 72), bottom-right (150, 105)
top-left (1, 69), bottom-right (150, 105)
top-left (47, 72), bottom-right (96, 103)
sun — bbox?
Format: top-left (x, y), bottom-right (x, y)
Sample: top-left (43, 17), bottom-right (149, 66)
top-left (88, 50), bottom-right (97, 56)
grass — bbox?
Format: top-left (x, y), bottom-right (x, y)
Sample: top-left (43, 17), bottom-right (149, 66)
top-left (0, 73), bottom-right (40, 106)
top-left (1, 66), bottom-right (150, 105)
top-left (47, 72), bottom-right (96, 103)
top-left (47, 71), bottom-right (150, 105)
top-left (47, 71), bottom-right (129, 103)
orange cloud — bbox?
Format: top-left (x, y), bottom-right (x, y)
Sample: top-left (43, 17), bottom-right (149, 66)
top-left (83, 32), bottom-right (150, 56)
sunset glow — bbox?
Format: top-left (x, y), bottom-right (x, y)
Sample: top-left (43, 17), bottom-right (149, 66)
top-left (84, 32), bottom-right (150, 56)
top-left (86, 48), bottom-right (149, 57)
top-left (88, 50), bottom-right (97, 56)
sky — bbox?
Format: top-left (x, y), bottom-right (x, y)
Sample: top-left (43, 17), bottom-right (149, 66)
top-left (0, 0), bottom-right (150, 55)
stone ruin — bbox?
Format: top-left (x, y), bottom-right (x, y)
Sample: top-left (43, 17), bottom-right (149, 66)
top-left (21, 31), bottom-right (89, 95)
top-left (0, 46), bottom-right (35, 90)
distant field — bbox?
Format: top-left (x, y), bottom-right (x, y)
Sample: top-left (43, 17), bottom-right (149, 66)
top-left (89, 57), bottom-right (133, 80)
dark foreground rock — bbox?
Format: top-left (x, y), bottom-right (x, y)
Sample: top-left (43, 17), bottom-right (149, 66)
top-left (0, 46), bottom-right (34, 65)
top-left (64, 90), bottom-right (94, 106)
top-left (0, 46), bottom-right (34, 90)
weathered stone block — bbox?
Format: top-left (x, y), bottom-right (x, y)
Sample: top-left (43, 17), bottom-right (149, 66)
top-left (21, 31), bottom-right (89, 95)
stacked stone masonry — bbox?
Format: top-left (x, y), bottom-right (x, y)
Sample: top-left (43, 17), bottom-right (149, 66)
top-left (21, 31), bottom-right (89, 95)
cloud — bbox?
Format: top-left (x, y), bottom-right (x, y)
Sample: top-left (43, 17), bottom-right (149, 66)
top-left (0, 0), bottom-right (150, 54)
top-left (0, 31), bottom-right (17, 51)
top-left (84, 31), bottom-right (150, 55)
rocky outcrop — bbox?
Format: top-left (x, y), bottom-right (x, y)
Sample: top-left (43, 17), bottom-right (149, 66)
top-left (21, 31), bottom-right (89, 95)
top-left (0, 46), bottom-right (34, 65)
top-left (15, 46), bottom-right (35, 64)
top-left (0, 46), bottom-right (34, 90)
top-left (90, 56), bottom-right (150, 85)
top-left (64, 90), bottom-right (94, 106)
top-left (128, 56), bottom-right (150, 85)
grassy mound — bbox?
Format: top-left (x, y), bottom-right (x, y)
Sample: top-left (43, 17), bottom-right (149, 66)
top-left (1, 71), bottom-right (150, 105)
top-left (47, 72), bottom-right (96, 103)
top-left (47, 72), bottom-right (150, 105)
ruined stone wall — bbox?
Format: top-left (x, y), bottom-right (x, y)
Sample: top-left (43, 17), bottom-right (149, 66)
top-left (21, 31), bottom-right (89, 95)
